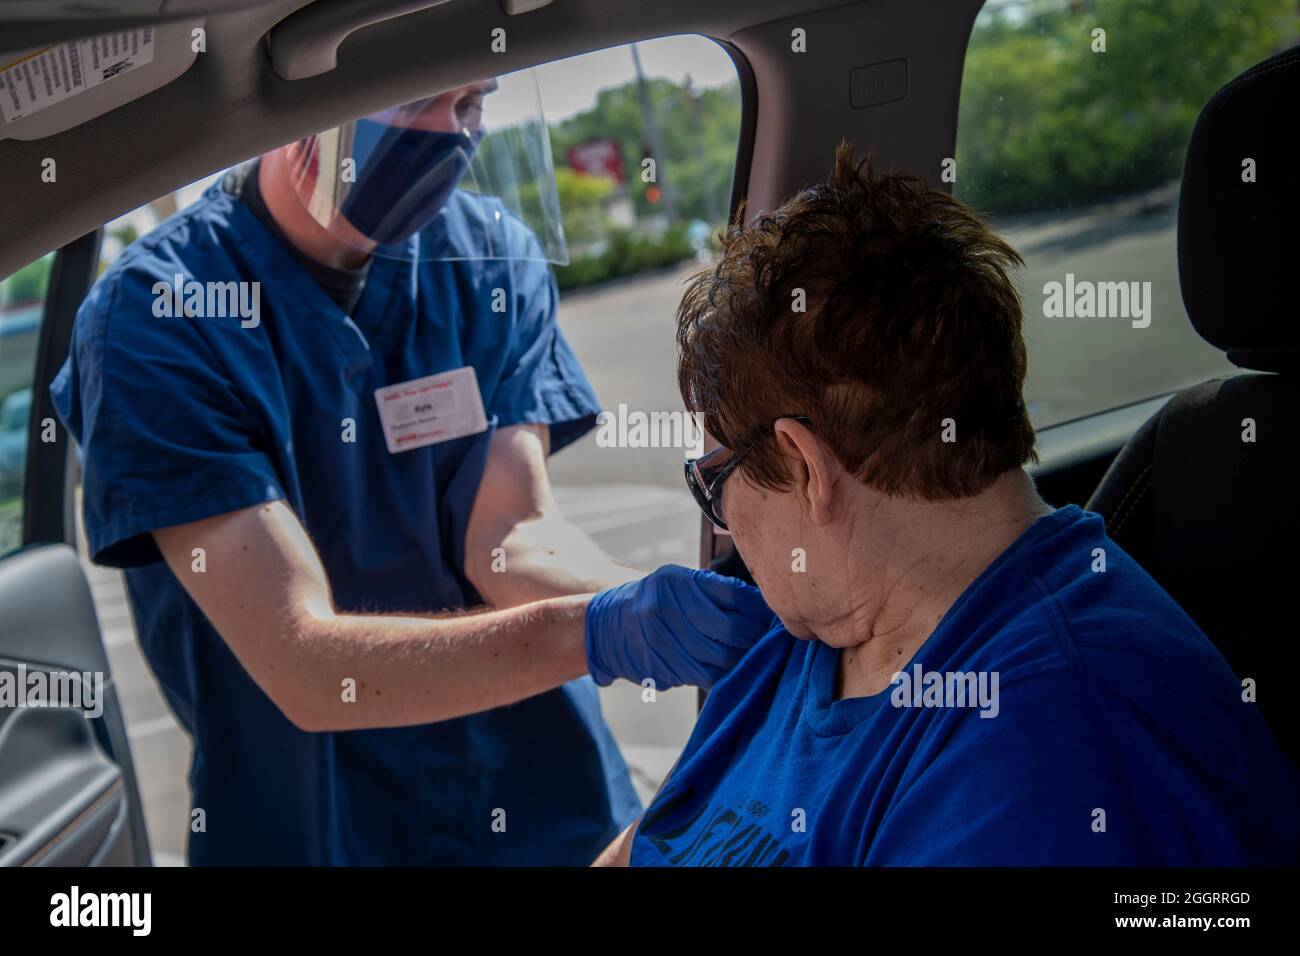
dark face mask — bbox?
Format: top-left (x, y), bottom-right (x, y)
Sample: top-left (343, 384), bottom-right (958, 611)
top-left (340, 118), bottom-right (481, 245)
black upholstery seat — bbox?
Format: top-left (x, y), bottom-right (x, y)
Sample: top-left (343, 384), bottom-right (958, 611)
top-left (1087, 45), bottom-right (1300, 763)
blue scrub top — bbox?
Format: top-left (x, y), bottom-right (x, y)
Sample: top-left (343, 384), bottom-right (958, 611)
top-left (50, 183), bottom-right (641, 865)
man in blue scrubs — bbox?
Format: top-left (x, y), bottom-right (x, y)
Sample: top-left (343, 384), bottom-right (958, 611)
top-left (50, 79), bottom-right (769, 865)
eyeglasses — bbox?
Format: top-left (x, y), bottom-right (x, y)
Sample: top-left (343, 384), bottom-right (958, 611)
top-left (684, 416), bottom-right (810, 532)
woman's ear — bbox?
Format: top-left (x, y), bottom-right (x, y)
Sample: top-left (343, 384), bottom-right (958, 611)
top-left (773, 418), bottom-right (837, 526)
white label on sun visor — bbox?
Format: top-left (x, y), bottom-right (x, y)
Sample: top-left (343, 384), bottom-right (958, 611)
top-left (374, 366), bottom-right (489, 454)
top-left (0, 28), bottom-right (156, 124)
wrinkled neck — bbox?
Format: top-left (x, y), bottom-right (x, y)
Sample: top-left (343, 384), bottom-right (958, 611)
top-left (819, 470), bottom-right (1051, 700)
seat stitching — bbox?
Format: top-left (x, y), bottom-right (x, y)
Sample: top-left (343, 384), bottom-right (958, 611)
top-left (1109, 464), bottom-right (1152, 536)
top-left (1112, 477), bottom-right (1150, 535)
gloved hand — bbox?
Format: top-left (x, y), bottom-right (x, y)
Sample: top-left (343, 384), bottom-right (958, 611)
top-left (585, 564), bottom-right (775, 690)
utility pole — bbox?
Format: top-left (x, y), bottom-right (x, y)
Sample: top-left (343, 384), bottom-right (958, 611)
top-left (683, 74), bottom-right (721, 226)
top-left (629, 42), bottom-right (678, 223)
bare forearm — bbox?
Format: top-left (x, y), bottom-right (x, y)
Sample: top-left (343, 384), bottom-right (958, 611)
top-left (464, 424), bottom-right (645, 606)
top-left (154, 503), bottom-right (601, 733)
top-left (260, 595), bottom-right (590, 732)
top-left (470, 516), bottom-right (644, 608)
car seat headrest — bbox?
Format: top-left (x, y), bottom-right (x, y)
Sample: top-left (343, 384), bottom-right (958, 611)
top-left (1178, 44), bottom-right (1300, 374)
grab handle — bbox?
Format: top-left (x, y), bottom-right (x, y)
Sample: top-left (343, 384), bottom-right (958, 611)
top-left (269, 0), bottom-right (556, 80)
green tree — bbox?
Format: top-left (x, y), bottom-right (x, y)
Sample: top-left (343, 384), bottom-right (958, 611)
top-left (0, 255), bottom-right (52, 306)
top-left (957, 0), bottom-right (1300, 215)
top-left (548, 76), bottom-right (742, 226)
top-left (553, 166), bottom-right (616, 248)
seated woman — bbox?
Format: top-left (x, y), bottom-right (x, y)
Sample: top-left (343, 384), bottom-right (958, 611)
top-left (595, 145), bottom-right (1298, 867)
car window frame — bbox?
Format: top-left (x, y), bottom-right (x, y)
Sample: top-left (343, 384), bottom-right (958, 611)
top-left (18, 229), bottom-right (102, 551)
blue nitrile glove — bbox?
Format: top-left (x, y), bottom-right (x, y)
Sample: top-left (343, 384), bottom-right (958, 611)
top-left (585, 565), bottom-right (775, 690)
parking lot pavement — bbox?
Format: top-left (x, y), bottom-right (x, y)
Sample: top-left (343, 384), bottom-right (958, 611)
top-left (89, 482), bottom-right (702, 863)
top-left (549, 201), bottom-right (1234, 445)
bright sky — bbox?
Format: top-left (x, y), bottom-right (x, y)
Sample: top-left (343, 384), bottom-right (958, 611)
top-left (160, 35), bottom-right (735, 221)
top-left (537, 34), bottom-right (738, 122)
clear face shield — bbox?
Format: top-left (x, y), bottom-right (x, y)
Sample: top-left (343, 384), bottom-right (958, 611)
top-left (286, 68), bottom-right (567, 264)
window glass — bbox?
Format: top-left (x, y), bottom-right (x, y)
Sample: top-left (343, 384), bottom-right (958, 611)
top-left (957, 0), bottom-right (1300, 427)
top-left (542, 36), bottom-right (741, 798)
top-left (0, 253), bottom-right (53, 555)
top-left (86, 37), bottom-right (742, 855)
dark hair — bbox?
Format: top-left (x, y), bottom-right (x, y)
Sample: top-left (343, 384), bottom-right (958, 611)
top-left (676, 142), bottom-right (1037, 500)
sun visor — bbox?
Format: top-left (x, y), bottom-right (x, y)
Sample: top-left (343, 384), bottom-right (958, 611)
top-left (0, 21), bottom-right (202, 142)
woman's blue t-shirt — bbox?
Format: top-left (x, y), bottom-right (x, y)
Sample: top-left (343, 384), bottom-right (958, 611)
top-left (632, 506), bottom-right (1298, 866)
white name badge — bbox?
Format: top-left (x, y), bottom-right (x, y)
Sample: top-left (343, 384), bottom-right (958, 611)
top-left (374, 366), bottom-right (489, 454)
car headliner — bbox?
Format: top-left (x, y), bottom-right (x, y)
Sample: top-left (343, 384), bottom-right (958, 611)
top-left (0, 0), bottom-right (981, 279)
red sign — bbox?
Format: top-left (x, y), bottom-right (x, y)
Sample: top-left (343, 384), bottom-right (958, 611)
top-left (566, 138), bottom-right (625, 184)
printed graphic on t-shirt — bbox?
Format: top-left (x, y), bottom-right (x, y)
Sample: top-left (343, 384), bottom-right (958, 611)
top-left (637, 784), bottom-right (793, 867)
